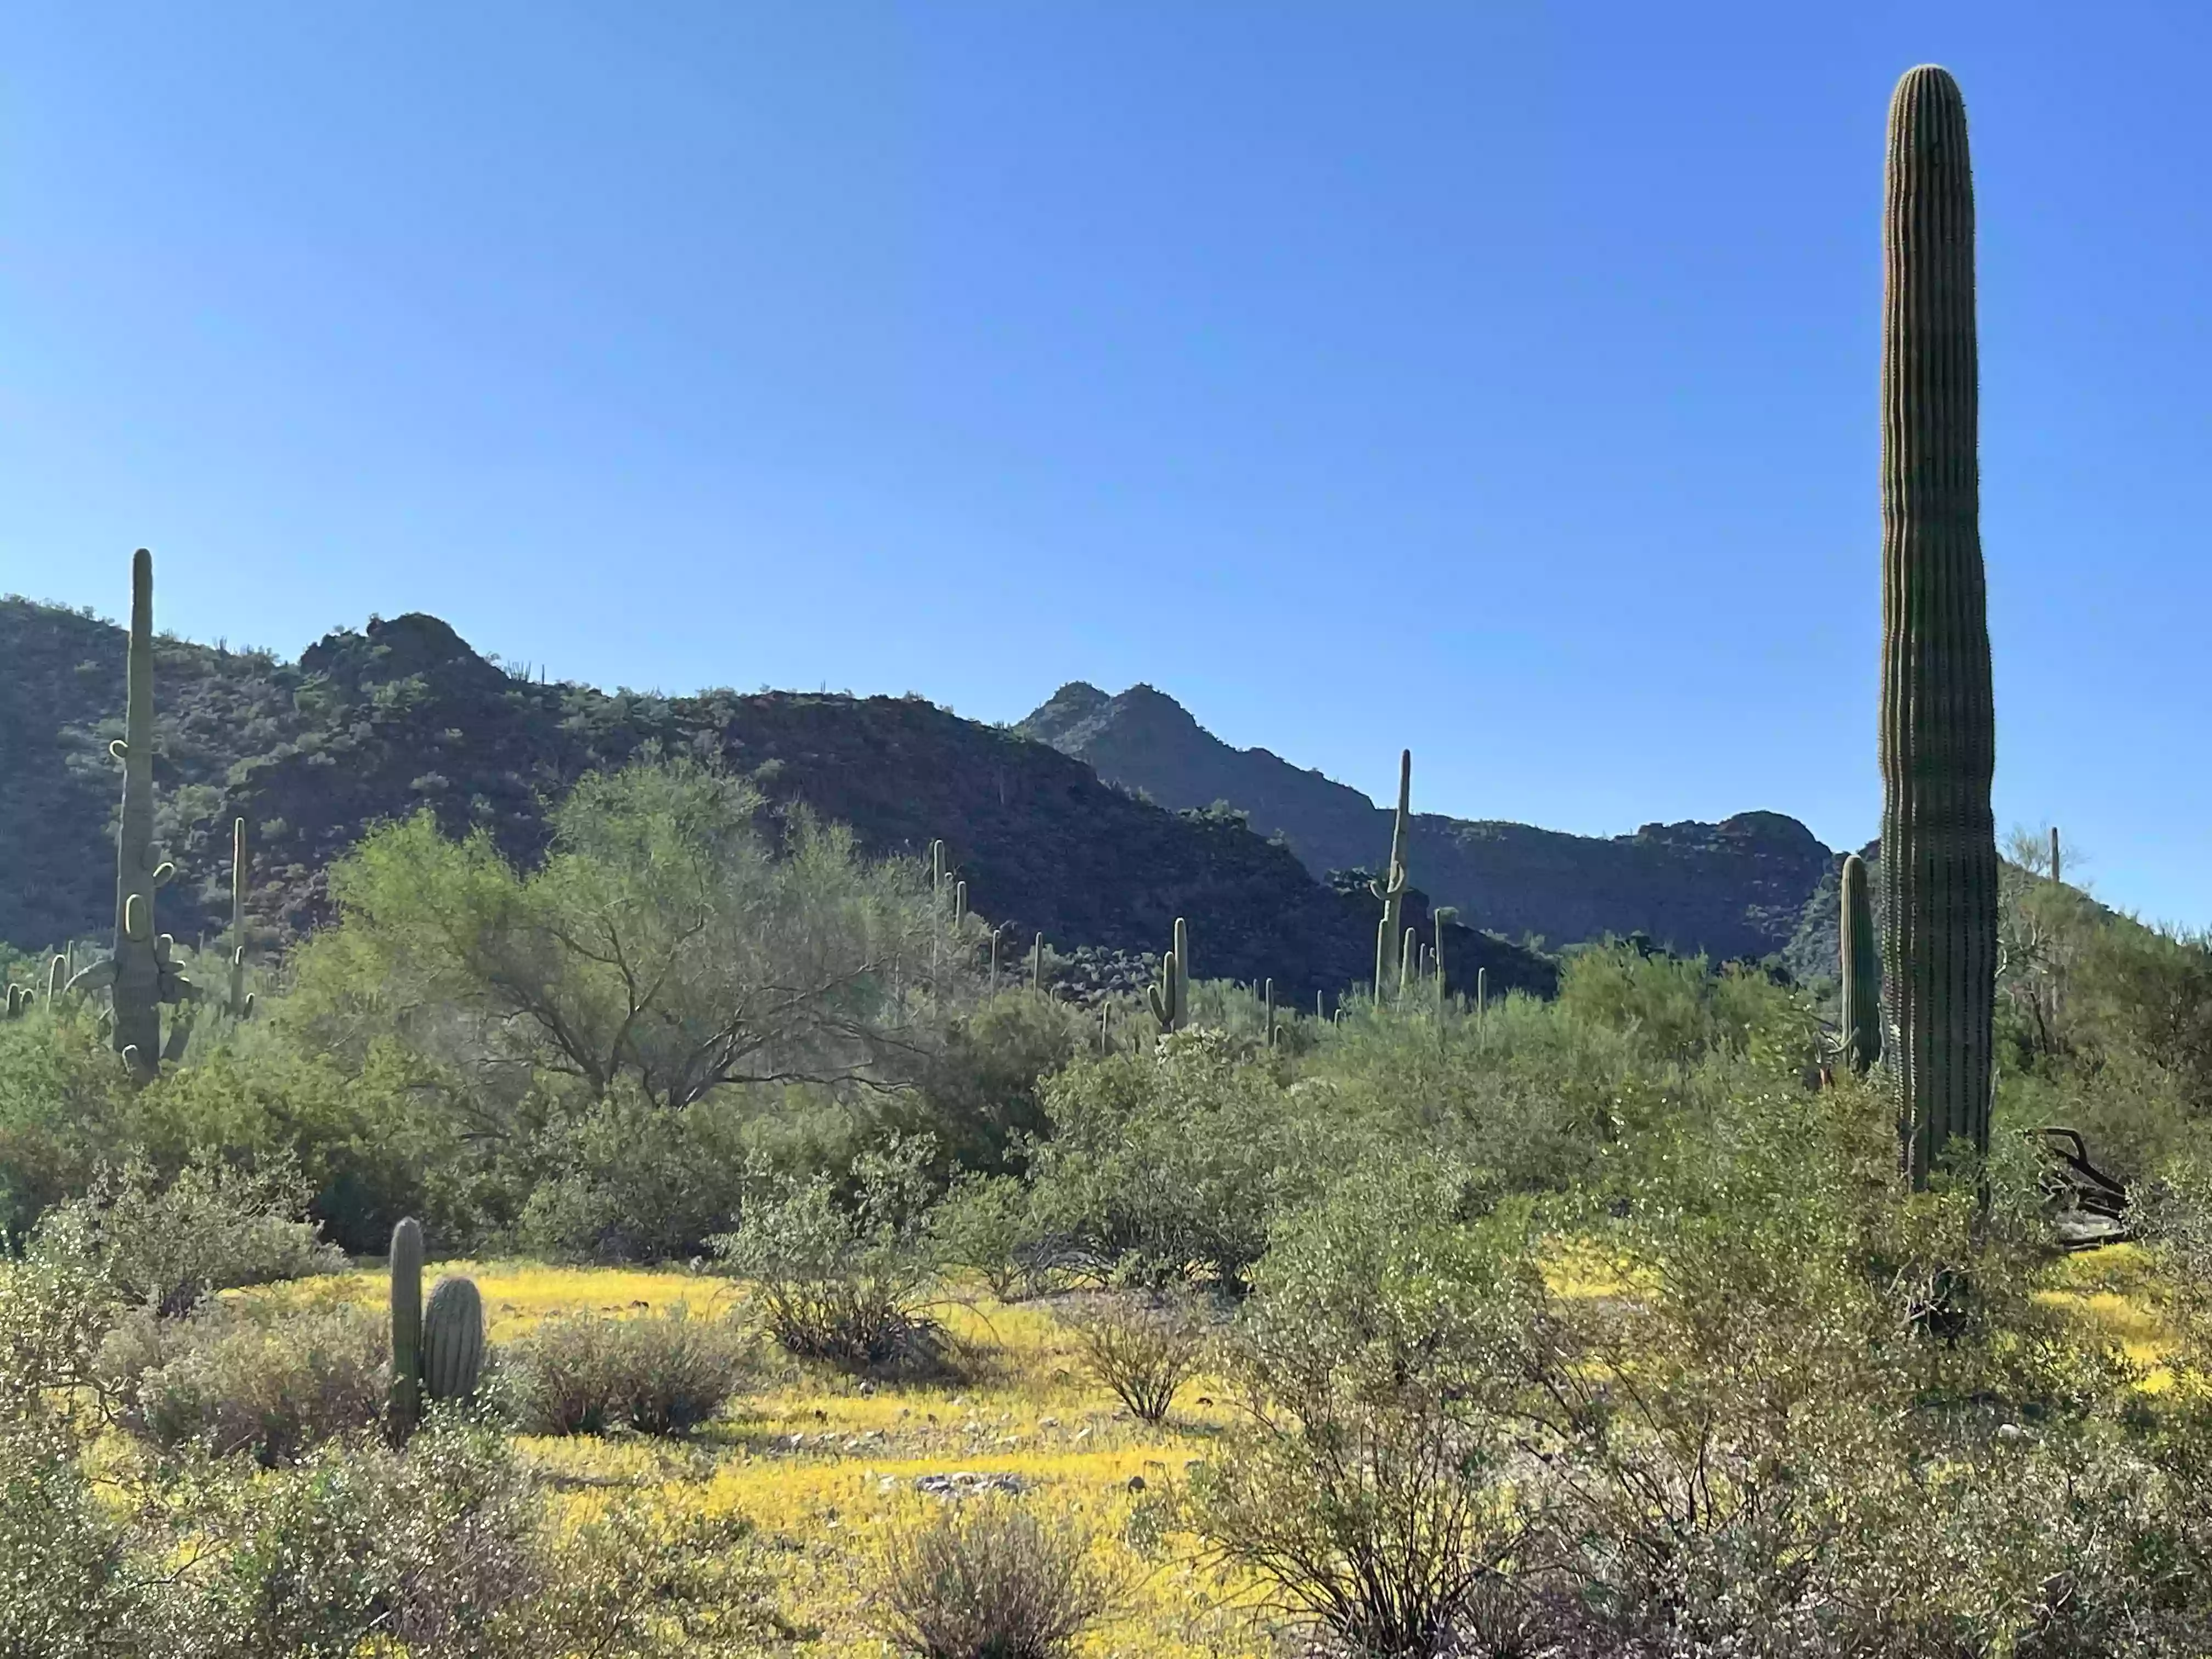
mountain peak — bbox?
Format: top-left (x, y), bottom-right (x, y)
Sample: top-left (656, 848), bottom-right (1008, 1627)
top-left (1022, 681), bottom-right (1835, 964)
top-left (298, 612), bottom-right (506, 697)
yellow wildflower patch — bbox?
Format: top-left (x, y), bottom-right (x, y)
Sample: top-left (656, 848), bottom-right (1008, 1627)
top-left (251, 1260), bottom-right (1276, 1654)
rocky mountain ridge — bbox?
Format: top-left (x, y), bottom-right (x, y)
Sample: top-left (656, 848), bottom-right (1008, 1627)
top-left (1020, 681), bottom-right (1845, 974)
top-left (0, 598), bottom-right (1554, 1005)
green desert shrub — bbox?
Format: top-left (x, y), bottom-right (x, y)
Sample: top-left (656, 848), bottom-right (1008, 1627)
top-left (1189, 1158), bottom-right (1554, 1659)
top-left (0, 1409), bottom-right (156, 1656)
top-left (130, 1034), bottom-right (475, 1256)
top-left (1190, 1081), bottom-right (2212, 1659)
top-left (1022, 1029), bottom-right (1333, 1290)
top-left (893, 991), bottom-right (1084, 1176)
top-left (865, 1496), bottom-right (1123, 1659)
top-left (1304, 988), bottom-right (1649, 1192)
top-left (711, 1141), bottom-right (943, 1374)
top-left (1556, 938), bottom-right (1817, 1071)
top-left (33, 1151), bottom-right (344, 1318)
top-left (517, 1085), bottom-right (751, 1265)
top-left (502, 1306), bottom-right (751, 1437)
top-left (1057, 1290), bottom-right (1210, 1424)
top-left (524, 1500), bottom-right (792, 1656)
top-left (98, 1300), bottom-right (386, 1466)
top-left (0, 1009), bottom-right (143, 1242)
top-left (928, 1170), bottom-right (1063, 1301)
top-left (176, 1419), bottom-right (543, 1657)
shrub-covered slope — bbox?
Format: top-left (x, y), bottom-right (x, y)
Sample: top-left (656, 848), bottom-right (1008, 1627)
top-left (0, 600), bottom-right (1551, 1002)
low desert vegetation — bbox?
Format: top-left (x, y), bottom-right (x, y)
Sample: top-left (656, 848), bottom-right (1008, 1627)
top-left (6, 753), bottom-right (2212, 1654)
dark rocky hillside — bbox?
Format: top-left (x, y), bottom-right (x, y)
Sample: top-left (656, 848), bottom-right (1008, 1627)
top-left (1022, 681), bottom-right (1841, 967)
top-left (0, 599), bottom-right (1553, 1005)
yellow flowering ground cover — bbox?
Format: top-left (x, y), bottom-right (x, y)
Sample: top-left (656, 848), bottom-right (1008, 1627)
top-left (248, 1263), bottom-right (1276, 1656)
top-left (219, 1240), bottom-right (2188, 1652)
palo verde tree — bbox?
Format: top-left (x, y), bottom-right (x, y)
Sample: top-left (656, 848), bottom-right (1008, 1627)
top-left (287, 759), bottom-right (946, 1110)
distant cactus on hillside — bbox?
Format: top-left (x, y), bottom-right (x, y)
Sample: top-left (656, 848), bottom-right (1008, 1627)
top-left (1371, 750), bottom-right (1412, 997)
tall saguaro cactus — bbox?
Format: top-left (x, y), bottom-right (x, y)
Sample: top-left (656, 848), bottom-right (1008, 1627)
top-left (227, 819), bottom-right (255, 1019)
top-left (1371, 750), bottom-right (1412, 997)
top-left (1839, 854), bottom-right (1881, 1075)
top-left (90, 550), bottom-right (196, 1077)
top-left (1879, 67), bottom-right (1998, 1184)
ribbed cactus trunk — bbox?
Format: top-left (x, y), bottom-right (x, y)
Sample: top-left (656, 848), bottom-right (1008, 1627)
top-left (1263, 977), bottom-right (1276, 1048)
top-left (1839, 853), bottom-right (1881, 1075)
top-left (422, 1276), bottom-right (486, 1403)
top-left (1372, 750), bottom-right (1412, 997)
top-left (1880, 66), bottom-right (1998, 1186)
top-left (112, 551), bottom-right (163, 1077)
top-left (389, 1217), bottom-right (424, 1442)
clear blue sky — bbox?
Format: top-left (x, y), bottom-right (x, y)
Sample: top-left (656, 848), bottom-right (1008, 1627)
top-left (4, 4), bottom-right (2207, 924)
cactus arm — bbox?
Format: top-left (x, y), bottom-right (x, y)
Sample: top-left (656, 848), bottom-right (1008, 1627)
top-left (64, 959), bottom-right (118, 995)
top-left (1147, 954), bottom-right (1177, 1030)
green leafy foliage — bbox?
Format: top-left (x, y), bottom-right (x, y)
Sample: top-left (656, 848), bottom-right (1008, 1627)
top-left (710, 1141), bottom-right (943, 1373)
top-left (31, 1152), bottom-right (343, 1318)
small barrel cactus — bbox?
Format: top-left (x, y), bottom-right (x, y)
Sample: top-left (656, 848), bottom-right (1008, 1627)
top-left (422, 1276), bottom-right (487, 1403)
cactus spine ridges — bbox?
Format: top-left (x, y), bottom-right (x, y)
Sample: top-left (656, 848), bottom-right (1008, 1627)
top-left (1879, 67), bottom-right (1997, 1186)
top-left (1840, 853), bottom-right (1881, 1076)
top-left (1148, 917), bottom-right (1190, 1032)
top-left (422, 1276), bottom-right (486, 1403)
top-left (1400, 927), bottom-right (1418, 997)
top-left (1371, 749), bottom-right (1413, 997)
top-left (389, 1217), bottom-right (425, 1441)
top-left (1263, 977), bottom-right (1276, 1049)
